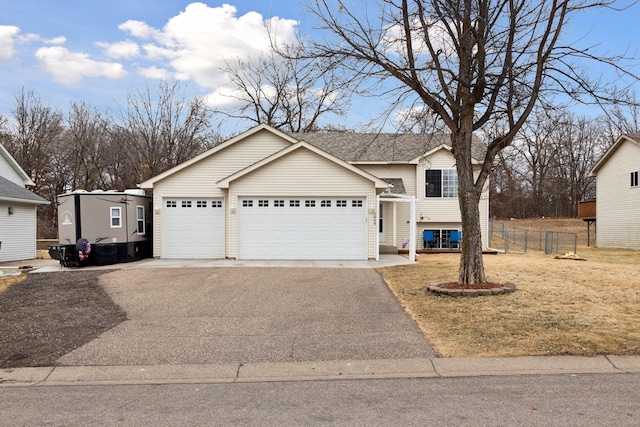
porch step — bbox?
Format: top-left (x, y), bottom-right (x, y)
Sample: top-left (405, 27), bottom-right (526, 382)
top-left (379, 245), bottom-right (398, 255)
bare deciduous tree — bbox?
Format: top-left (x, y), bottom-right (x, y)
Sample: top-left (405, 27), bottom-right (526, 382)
top-left (115, 80), bottom-right (217, 184)
top-left (215, 46), bottom-right (351, 132)
top-left (306, 0), bottom-right (636, 285)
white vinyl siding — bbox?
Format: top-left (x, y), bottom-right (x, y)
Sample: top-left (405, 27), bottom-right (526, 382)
top-left (595, 139), bottom-right (640, 249)
top-left (0, 203), bottom-right (37, 262)
top-left (227, 148), bottom-right (376, 260)
top-left (149, 129), bottom-right (290, 258)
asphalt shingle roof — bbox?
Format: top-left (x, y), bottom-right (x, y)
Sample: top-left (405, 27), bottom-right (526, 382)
top-left (289, 132), bottom-right (487, 163)
top-left (381, 178), bottom-right (406, 194)
top-left (0, 175), bottom-right (48, 203)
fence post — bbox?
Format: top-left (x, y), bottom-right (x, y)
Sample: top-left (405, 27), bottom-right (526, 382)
top-left (544, 231), bottom-right (553, 254)
top-left (505, 230), bottom-right (509, 253)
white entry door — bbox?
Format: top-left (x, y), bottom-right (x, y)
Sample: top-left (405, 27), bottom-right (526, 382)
top-left (237, 197), bottom-right (367, 260)
top-left (163, 198), bottom-right (224, 258)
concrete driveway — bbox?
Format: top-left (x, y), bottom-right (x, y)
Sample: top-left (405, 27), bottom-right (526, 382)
top-left (57, 267), bottom-right (437, 366)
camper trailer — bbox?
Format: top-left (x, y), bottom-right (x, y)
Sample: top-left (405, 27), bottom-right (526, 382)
top-left (49, 189), bottom-right (152, 267)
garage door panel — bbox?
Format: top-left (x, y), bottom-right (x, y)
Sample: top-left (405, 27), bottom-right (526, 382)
top-left (238, 197), bottom-right (366, 260)
top-left (163, 198), bottom-right (224, 259)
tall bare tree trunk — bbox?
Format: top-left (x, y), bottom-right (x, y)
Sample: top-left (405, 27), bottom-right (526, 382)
top-left (454, 121), bottom-right (487, 284)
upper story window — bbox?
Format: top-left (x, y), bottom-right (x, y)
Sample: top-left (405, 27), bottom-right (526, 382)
top-left (136, 206), bottom-right (145, 234)
top-left (425, 169), bottom-right (458, 198)
top-left (110, 207), bottom-right (122, 228)
top-left (631, 171), bottom-right (639, 188)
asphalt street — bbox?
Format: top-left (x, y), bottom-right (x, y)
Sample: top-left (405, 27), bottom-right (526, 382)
top-left (1, 373), bottom-right (638, 426)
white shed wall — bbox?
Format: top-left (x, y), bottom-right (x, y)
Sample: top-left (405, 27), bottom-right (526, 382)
top-left (595, 139), bottom-right (640, 249)
top-left (0, 202), bottom-right (37, 262)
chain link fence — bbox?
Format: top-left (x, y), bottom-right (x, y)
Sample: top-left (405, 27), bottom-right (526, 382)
top-left (489, 220), bottom-right (577, 254)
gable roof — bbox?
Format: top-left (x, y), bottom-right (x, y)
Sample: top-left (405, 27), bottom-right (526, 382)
top-left (288, 132), bottom-right (487, 163)
top-left (0, 143), bottom-right (35, 186)
top-left (217, 140), bottom-right (389, 189)
top-left (590, 133), bottom-right (640, 176)
top-left (0, 175), bottom-right (49, 204)
top-left (139, 124), bottom-right (299, 188)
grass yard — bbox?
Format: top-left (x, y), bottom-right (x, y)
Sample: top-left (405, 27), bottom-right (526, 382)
top-left (380, 245), bottom-right (639, 357)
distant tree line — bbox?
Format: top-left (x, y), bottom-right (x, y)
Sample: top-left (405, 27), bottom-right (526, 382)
top-left (489, 104), bottom-right (639, 219)
top-left (0, 82), bottom-right (222, 237)
top-left (0, 72), bottom-right (637, 238)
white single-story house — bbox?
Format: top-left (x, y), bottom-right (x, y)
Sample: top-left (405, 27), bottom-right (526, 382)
top-left (140, 124), bottom-right (489, 260)
top-left (0, 144), bottom-right (49, 262)
top-left (589, 133), bottom-right (640, 250)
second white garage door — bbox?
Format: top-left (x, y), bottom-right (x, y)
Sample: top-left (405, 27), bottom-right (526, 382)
top-left (163, 198), bottom-right (225, 259)
top-left (237, 197), bottom-right (367, 260)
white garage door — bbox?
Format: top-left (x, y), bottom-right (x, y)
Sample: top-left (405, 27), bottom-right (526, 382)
top-left (237, 197), bottom-right (367, 260)
top-left (163, 198), bottom-right (224, 259)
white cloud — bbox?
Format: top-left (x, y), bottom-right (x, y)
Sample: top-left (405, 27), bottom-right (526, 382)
top-left (118, 2), bottom-right (298, 90)
top-left (119, 20), bottom-right (157, 39)
top-left (0, 25), bottom-right (20, 61)
top-left (138, 65), bottom-right (172, 80)
top-left (97, 40), bottom-right (140, 59)
top-left (44, 36), bottom-right (67, 45)
top-left (35, 46), bottom-right (126, 84)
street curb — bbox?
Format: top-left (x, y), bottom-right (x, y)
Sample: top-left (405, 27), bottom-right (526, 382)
top-left (1, 355), bottom-right (639, 387)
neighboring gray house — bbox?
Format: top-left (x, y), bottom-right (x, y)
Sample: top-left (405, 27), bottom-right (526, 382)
top-left (0, 144), bottom-right (49, 262)
top-left (589, 134), bottom-right (640, 250)
top-left (140, 124), bottom-right (489, 261)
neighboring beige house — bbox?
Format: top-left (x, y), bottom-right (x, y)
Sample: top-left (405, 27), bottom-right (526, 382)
top-left (0, 144), bottom-right (49, 262)
top-left (140, 124), bottom-right (489, 260)
top-left (589, 134), bottom-right (640, 250)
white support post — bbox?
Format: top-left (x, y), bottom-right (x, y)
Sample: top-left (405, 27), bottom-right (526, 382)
top-left (409, 196), bottom-right (416, 262)
top-left (375, 195), bottom-right (380, 260)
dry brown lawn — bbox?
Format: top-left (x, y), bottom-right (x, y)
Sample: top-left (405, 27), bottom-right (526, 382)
top-left (0, 274), bottom-right (25, 294)
top-left (380, 220), bottom-right (639, 357)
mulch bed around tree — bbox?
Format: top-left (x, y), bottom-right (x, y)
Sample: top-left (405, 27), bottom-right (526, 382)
top-left (0, 271), bottom-right (127, 368)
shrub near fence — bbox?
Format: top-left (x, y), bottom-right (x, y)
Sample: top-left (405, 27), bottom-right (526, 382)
top-left (489, 220), bottom-right (577, 254)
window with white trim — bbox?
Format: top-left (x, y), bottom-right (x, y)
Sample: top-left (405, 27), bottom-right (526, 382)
top-left (166, 200), bottom-right (177, 208)
top-left (196, 200), bottom-right (207, 208)
top-left (258, 200), bottom-right (269, 207)
top-left (212, 200), bottom-right (222, 208)
top-left (631, 171), bottom-right (639, 187)
top-left (242, 200), bottom-right (253, 207)
top-left (274, 200), bottom-right (285, 207)
top-left (352, 200), bottom-right (363, 207)
top-left (110, 207), bottom-right (122, 228)
top-left (305, 200), bottom-right (316, 207)
top-left (136, 206), bottom-right (145, 234)
top-left (337, 200), bottom-right (347, 207)
top-left (182, 200), bottom-right (192, 208)
top-left (290, 200), bottom-right (300, 207)
top-left (425, 169), bottom-right (458, 198)
top-left (321, 200), bottom-right (331, 207)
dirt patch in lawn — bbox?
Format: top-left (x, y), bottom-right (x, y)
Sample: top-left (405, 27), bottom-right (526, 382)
top-left (380, 246), bottom-right (640, 357)
top-left (0, 271), bottom-right (127, 368)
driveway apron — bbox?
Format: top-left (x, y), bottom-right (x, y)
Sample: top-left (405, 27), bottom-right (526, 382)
top-left (57, 267), bottom-right (437, 365)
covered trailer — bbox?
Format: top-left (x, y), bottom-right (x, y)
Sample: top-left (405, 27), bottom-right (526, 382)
top-left (49, 189), bottom-right (152, 267)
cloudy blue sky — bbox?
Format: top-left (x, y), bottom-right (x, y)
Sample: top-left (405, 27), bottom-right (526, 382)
top-left (1, 1), bottom-right (640, 130)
